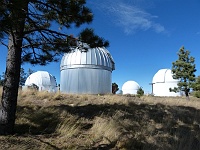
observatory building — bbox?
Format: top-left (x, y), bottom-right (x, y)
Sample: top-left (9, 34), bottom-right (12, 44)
top-left (24, 71), bottom-right (57, 92)
top-left (122, 80), bottom-right (140, 95)
top-left (60, 44), bottom-right (115, 94)
top-left (152, 69), bottom-right (181, 96)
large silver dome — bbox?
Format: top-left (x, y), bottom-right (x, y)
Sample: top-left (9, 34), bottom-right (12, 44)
top-left (60, 46), bottom-right (115, 71)
top-left (60, 45), bottom-right (115, 94)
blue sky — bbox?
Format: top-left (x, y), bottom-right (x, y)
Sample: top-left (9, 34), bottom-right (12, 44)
top-left (0, 0), bottom-right (200, 93)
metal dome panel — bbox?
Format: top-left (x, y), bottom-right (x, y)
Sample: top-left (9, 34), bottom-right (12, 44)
top-left (60, 47), bottom-right (115, 72)
top-left (60, 45), bottom-right (114, 94)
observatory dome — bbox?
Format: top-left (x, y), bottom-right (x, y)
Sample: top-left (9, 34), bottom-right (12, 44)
top-left (25, 71), bottom-right (57, 92)
top-left (152, 69), bottom-right (181, 96)
top-left (60, 45), bottom-right (115, 94)
top-left (152, 69), bottom-right (178, 83)
top-left (122, 81), bottom-right (140, 95)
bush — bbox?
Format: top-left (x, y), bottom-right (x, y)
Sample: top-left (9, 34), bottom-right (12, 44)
top-left (137, 87), bottom-right (144, 97)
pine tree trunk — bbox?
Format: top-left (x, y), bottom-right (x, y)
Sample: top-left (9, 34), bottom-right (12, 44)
top-left (185, 89), bottom-right (190, 100)
top-left (0, 36), bottom-right (22, 135)
top-left (0, 1), bottom-right (27, 135)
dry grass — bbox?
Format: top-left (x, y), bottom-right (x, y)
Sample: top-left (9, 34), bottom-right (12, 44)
top-left (0, 88), bottom-right (200, 149)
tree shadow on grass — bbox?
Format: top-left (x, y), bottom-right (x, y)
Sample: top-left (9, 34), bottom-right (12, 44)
top-left (15, 100), bottom-right (200, 149)
top-left (15, 106), bottom-right (60, 135)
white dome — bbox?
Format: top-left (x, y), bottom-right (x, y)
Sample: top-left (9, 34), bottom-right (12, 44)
top-left (152, 69), bottom-right (178, 83)
top-left (152, 69), bottom-right (181, 96)
top-left (25, 71), bottom-right (57, 92)
top-left (60, 46), bottom-right (115, 72)
top-left (122, 81), bottom-right (140, 95)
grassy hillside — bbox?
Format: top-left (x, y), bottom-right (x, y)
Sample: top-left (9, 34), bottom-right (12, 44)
top-left (0, 88), bottom-right (200, 150)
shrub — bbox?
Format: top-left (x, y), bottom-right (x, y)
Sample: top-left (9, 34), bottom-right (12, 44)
top-left (137, 87), bottom-right (144, 97)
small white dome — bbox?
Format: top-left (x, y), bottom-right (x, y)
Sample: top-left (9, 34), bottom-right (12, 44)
top-left (122, 81), bottom-right (140, 95)
top-left (25, 71), bottom-right (57, 92)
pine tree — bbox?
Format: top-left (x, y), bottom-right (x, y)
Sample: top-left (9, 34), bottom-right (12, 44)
top-left (193, 76), bottom-right (200, 91)
top-left (19, 68), bottom-right (27, 86)
top-left (0, 76), bottom-right (4, 86)
top-left (0, 68), bottom-right (28, 86)
top-left (170, 46), bottom-right (196, 99)
top-left (0, 0), bottom-right (109, 135)
top-left (0, 72), bottom-right (5, 86)
top-left (27, 68), bottom-right (35, 76)
top-left (192, 76), bottom-right (200, 98)
top-left (137, 87), bottom-right (144, 97)
top-left (112, 83), bottom-right (119, 94)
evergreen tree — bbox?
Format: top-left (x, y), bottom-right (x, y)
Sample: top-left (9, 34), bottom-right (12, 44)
top-left (0, 68), bottom-right (28, 86)
top-left (137, 87), bottom-right (144, 97)
top-left (0, 76), bottom-right (4, 86)
top-left (170, 46), bottom-right (196, 99)
top-left (0, 0), bottom-right (109, 135)
top-left (192, 76), bottom-right (200, 98)
top-left (0, 72), bottom-right (5, 86)
top-left (112, 83), bottom-right (119, 94)
top-left (19, 68), bottom-right (27, 86)
top-left (27, 68), bottom-right (35, 76)
top-left (0, 76), bottom-right (2, 86)
top-left (193, 76), bottom-right (200, 91)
